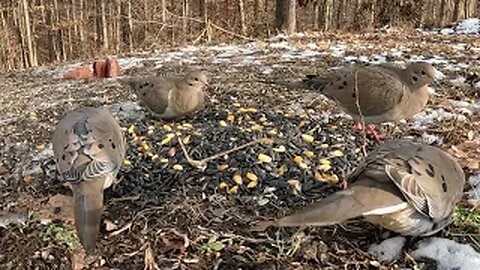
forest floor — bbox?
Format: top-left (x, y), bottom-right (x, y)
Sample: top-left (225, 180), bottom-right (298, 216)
top-left (1, 26), bottom-right (480, 270)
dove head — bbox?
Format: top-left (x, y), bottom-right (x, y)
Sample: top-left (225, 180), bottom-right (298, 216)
top-left (405, 62), bottom-right (436, 88)
top-left (184, 70), bottom-right (208, 88)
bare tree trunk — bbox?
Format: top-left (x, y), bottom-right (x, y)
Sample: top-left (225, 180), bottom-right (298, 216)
top-left (17, 0), bottom-right (27, 67)
top-left (182, 0), bottom-right (189, 35)
top-left (438, 0), bottom-right (446, 26)
top-left (336, 0), bottom-right (345, 29)
top-left (21, 0), bottom-right (36, 66)
top-left (199, 0), bottom-right (207, 23)
top-left (324, 0), bottom-right (334, 31)
top-left (275, 0), bottom-right (296, 33)
top-left (127, 0), bottom-right (133, 52)
top-left (47, 2), bottom-right (59, 62)
top-left (66, 3), bottom-right (73, 59)
top-left (370, 0), bottom-right (376, 27)
top-left (116, 0), bottom-right (121, 53)
top-left (452, 0), bottom-right (461, 21)
top-left (101, 0), bottom-right (108, 50)
top-left (39, 0), bottom-right (47, 23)
top-left (238, 0), bottom-right (247, 35)
top-left (161, 0), bottom-right (166, 23)
top-left (79, 0), bottom-right (85, 43)
top-left (313, 0), bottom-right (320, 29)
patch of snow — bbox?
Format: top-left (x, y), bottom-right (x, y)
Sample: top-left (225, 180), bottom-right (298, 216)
top-left (433, 68), bottom-right (446, 80)
top-left (450, 76), bottom-right (467, 86)
top-left (411, 237), bottom-right (480, 270)
top-left (357, 55), bottom-right (370, 63)
top-left (271, 33), bottom-right (289, 41)
top-left (261, 67), bottom-right (273, 75)
top-left (305, 43), bottom-right (318, 50)
top-left (421, 133), bottom-right (443, 145)
top-left (388, 48), bottom-right (403, 58)
top-left (33, 145), bottom-right (54, 161)
top-left (451, 43), bottom-right (467, 50)
top-left (329, 44), bottom-right (347, 57)
top-left (466, 174), bottom-right (480, 207)
top-left (344, 55), bottom-right (358, 62)
top-left (270, 32), bottom-right (308, 41)
top-left (440, 28), bottom-right (455, 35)
top-left (455, 18), bottom-right (480, 34)
top-left (179, 46), bottom-right (200, 52)
top-left (412, 108), bottom-right (458, 130)
top-left (109, 101), bottom-right (145, 122)
top-left (409, 55), bottom-right (426, 62)
top-left (450, 100), bottom-right (480, 113)
top-left (424, 56), bottom-right (449, 65)
top-left (368, 236), bottom-right (406, 262)
top-left (269, 41), bottom-right (294, 50)
top-left (370, 54), bottom-right (387, 64)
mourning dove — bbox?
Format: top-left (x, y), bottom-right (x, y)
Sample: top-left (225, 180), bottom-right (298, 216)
top-left (254, 140), bottom-right (465, 236)
top-left (53, 107), bottom-right (126, 253)
top-left (302, 62), bottom-right (436, 139)
top-left (122, 70), bottom-right (208, 120)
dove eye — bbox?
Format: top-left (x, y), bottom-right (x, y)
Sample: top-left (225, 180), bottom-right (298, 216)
top-left (421, 70), bottom-right (426, 75)
top-left (194, 77), bottom-right (199, 81)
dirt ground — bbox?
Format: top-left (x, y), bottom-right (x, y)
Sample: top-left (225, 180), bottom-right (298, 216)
top-left (0, 30), bottom-right (479, 269)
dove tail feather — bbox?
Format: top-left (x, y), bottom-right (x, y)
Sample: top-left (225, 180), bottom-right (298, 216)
top-left (274, 179), bottom-right (407, 228)
top-left (72, 179), bottom-right (105, 253)
top-left (274, 190), bottom-right (368, 227)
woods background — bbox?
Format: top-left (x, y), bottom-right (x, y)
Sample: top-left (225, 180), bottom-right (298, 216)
top-left (0, 0), bottom-right (478, 71)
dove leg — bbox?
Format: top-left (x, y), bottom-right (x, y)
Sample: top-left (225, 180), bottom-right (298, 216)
top-left (353, 122), bottom-right (385, 141)
top-left (365, 124), bottom-right (385, 141)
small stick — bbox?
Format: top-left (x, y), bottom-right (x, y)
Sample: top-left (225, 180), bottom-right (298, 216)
top-left (354, 71), bottom-right (368, 157)
top-left (178, 137), bottom-right (266, 170)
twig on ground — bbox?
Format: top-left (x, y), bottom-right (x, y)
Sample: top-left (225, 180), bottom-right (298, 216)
top-left (354, 71), bottom-right (368, 157)
top-left (178, 137), bottom-right (266, 170)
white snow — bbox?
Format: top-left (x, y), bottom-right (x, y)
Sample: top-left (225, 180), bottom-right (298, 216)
top-left (466, 174), bottom-right (480, 207)
top-left (421, 132), bottom-right (443, 145)
top-left (411, 238), bottom-right (480, 270)
top-left (450, 100), bottom-right (480, 113)
top-left (450, 76), bottom-right (467, 86)
top-left (428, 18), bottom-right (480, 35)
top-left (412, 108), bottom-right (459, 130)
top-left (455, 18), bottom-right (480, 34)
top-left (368, 236), bottom-right (406, 262)
top-left (269, 41), bottom-right (294, 50)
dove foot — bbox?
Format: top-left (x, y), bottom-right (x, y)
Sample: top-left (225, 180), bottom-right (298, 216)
top-left (354, 123), bottom-right (385, 141)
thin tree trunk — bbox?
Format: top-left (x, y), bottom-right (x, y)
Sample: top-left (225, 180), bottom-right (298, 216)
top-left (182, 0), bottom-right (189, 35)
top-left (238, 0), bottom-right (246, 35)
top-left (79, 0), bottom-right (85, 43)
top-left (127, 0), bottom-right (133, 52)
top-left (116, 0), bottom-right (121, 53)
top-left (66, 3), bottom-right (73, 59)
top-left (161, 0), bottom-right (166, 23)
top-left (275, 0), bottom-right (296, 33)
top-left (17, 0), bottom-right (27, 67)
top-left (47, 3), bottom-right (59, 61)
top-left (101, 0), bottom-right (108, 50)
top-left (56, 0), bottom-right (66, 61)
top-left (21, 0), bottom-right (36, 66)
top-left (313, 0), bottom-right (320, 29)
top-left (452, 0), bottom-right (461, 21)
top-left (199, 0), bottom-right (207, 23)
